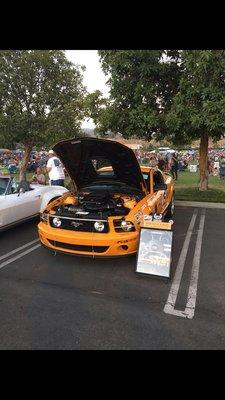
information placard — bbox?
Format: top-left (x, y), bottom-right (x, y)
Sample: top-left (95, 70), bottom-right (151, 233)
top-left (189, 164), bottom-right (197, 172)
top-left (136, 227), bottom-right (173, 278)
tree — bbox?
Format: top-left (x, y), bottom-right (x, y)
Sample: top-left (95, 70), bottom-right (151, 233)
top-left (98, 50), bottom-right (225, 191)
top-left (83, 90), bottom-right (117, 136)
top-left (84, 90), bottom-right (106, 122)
top-left (98, 50), bottom-right (180, 138)
top-left (166, 50), bottom-right (225, 190)
top-left (84, 90), bottom-right (108, 134)
top-left (0, 50), bottom-right (86, 180)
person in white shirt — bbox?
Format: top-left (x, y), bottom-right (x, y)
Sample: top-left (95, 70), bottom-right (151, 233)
top-left (46, 150), bottom-right (65, 186)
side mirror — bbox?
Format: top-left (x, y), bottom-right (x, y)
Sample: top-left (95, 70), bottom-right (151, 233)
top-left (18, 187), bottom-right (25, 196)
top-left (153, 183), bottom-right (167, 191)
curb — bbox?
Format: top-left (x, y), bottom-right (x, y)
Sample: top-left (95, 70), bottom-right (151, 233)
top-left (175, 200), bottom-right (225, 209)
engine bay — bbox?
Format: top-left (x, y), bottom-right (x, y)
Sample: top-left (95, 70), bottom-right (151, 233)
top-left (52, 190), bottom-right (141, 220)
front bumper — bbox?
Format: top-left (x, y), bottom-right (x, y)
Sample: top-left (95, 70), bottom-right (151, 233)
top-left (38, 222), bottom-right (139, 257)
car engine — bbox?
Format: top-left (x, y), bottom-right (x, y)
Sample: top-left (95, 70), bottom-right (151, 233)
top-left (53, 191), bottom-right (139, 219)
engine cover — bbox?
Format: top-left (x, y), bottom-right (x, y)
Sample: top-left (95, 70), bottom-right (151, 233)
top-left (55, 192), bottom-right (130, 218)
top-left (78, 192), bottom-right (117, 212)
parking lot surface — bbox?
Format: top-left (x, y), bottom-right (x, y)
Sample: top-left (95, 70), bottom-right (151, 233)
top-left (0, 206), bottom-right (224, 349)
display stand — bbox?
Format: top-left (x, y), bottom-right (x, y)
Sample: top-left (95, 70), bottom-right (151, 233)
top-left (136, 218), bottom-right (173, 279)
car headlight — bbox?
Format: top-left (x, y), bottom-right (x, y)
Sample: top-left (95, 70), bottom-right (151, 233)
top-left (94, 221), bottom-right (105, 232)
top-left (52, 217), bottom-right (62, 228)
top-left (121, 221), bottom-right (134, 232)
top-left (40, 213), bottom-right (48, 223)
top-left (113, 220), bottom-right (135, 232)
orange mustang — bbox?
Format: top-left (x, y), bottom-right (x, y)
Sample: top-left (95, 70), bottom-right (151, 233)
top-left (38, 138), bottom-right (174, 257)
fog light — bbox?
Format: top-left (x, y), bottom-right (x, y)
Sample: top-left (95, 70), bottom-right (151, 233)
top-left (52, 217), bottom-right (62, 228)
top-left (121, 221), bottom-right (133, 232)
top-left (94, 221), bottom-right (105, 232)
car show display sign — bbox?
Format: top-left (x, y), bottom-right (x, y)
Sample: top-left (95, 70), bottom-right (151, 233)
top-left (136, 220), bottom-right (173, 278)
top-left (189, 164), bottom-right (198, 172)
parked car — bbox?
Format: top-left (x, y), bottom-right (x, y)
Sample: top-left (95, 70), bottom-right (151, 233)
top-left (38, 138), bottom-right (174, 257)
top-left (0, 173), bottom-right (68, 232)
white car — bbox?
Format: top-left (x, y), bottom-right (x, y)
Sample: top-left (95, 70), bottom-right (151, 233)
top-left (0, 174), bottom-right (68, 231)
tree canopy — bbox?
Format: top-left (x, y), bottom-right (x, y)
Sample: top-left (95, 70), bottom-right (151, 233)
top-left (0, 50), bottom-right (86, 179)
top-left (166, 50), bottom-right (225, 189)
top-left (97, 50), bottom-right (225, 190)
top-left (166, 50), bottom-right (225, 143)
top-left (97, 50), bottom-right (180, 138)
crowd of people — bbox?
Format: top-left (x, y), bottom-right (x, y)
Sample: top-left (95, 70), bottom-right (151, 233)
top-left (0, 149), bottom-right (65, 186)
top-left (1, 146), bottom-right (225, 186)
top-left (134, 147), bottom-right (225, 179)
top-left (207, 148), bottom-right (225, 177)
top-left (0, 149), bottom-right (48, 173)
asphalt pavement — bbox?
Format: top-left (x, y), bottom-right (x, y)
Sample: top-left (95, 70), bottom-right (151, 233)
top-left (0, 206), bottom-right (224, 349)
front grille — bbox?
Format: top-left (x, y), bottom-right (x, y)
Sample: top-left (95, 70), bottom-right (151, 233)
top-left (48, 240), bottom-right (109, 253)
top-left (49, 216), bottom-right (109, 233)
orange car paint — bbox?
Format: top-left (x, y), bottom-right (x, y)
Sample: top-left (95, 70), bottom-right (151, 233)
top-left (38, 166), bottom-right (174, 257)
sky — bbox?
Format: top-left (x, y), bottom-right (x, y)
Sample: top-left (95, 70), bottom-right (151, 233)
top-left (65, 50), bottom-right (109, 129)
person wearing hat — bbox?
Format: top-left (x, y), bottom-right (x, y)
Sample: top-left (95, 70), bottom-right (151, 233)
top-left (46, 150), bottom-right (65, 186)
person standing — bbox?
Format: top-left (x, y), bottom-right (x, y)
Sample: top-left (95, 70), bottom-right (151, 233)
top-left (46, 150), bottom-right (65, 186)
top-left (30, 167), bottom-right (46, 185)
top-left (149, 155), bottom-right (157, 167)
top-left (158, 154), bottom-right (166, 171)
top-left (170, 153), bottom-right (178, 180)
top-left (164, 155), bottom-right (170, 173)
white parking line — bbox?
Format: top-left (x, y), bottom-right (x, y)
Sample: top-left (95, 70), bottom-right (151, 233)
top-left (0, 239), bottom-right (39, 262)
top-left (164, 210), bottom-right (198, 317)
top-left (164, 209), bottom-right (206, 319)
top-left (184, 209), bottom-right (206, 319)
top-left (0, 244), bottom-right (41, 270)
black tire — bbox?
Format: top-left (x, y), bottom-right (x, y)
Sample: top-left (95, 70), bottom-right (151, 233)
top-left (164, 193), bottom-right (174, 220)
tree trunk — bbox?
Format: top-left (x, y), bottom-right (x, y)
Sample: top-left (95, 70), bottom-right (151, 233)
top-left (198, 133), bottom-right (209, 191)
top-left (19, 143), bottom-right (33, 182)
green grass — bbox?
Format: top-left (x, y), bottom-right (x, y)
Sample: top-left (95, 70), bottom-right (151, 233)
top-left (175, 187), bottom-right (225, 202)
top-left (174, 170), bottom-right (225, 202)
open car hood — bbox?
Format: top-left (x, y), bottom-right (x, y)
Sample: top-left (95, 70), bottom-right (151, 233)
top-left (53, 137), bottom-right (147, 193)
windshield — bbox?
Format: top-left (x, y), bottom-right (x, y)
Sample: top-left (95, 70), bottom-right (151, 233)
top-left (81, 183), bottom-right (144, 198)
top-left (0, 177), bottom-right (10, 195)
